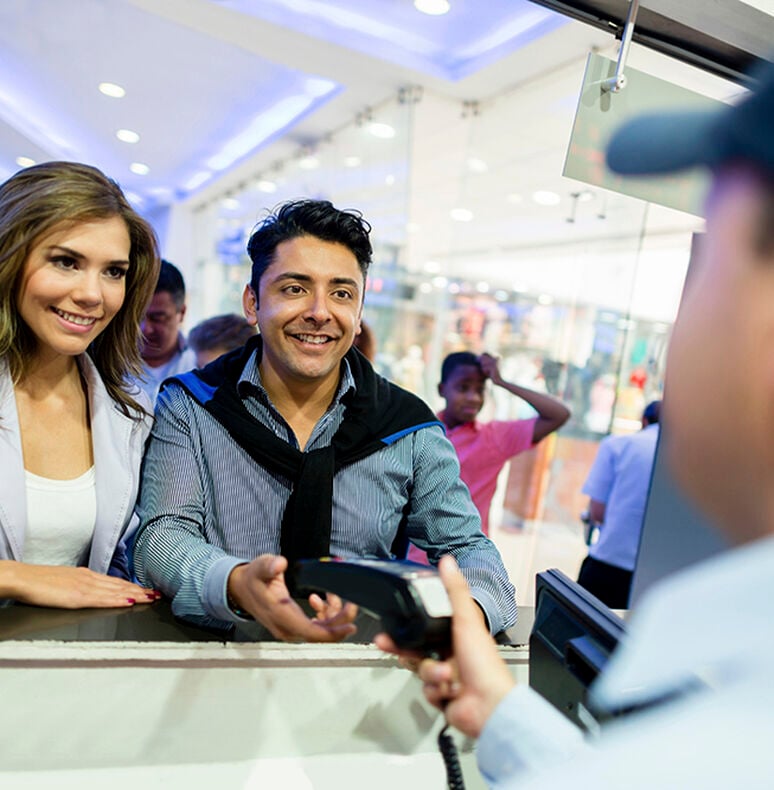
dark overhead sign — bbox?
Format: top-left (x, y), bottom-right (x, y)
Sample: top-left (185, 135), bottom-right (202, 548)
top-left (526, 0), bottom-right (773, 84)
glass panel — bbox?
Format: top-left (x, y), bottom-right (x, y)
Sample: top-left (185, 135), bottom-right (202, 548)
top-left (186, 60), bottom-right (704, 606)
top-left (353, 84), bottom-right (700, 604)
top-left (190, 92), bottom-right (415, 323)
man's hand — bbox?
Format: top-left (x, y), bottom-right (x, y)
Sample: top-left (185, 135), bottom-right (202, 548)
top-left (227, 554), bottom-right (358, 642)
top-left (375, 555), bottom-right (514, 739)
top-left (0, 561), bottom-right (161, 609)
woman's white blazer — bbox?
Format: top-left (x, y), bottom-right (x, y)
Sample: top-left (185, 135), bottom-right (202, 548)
top-left (0, 355), bottom-right (152, 575)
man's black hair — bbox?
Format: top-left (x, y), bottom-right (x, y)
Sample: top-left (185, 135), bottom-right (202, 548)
top-left (643, 400), bottom-right (661, 425)
top-left (246, 199), bottom-right (372, 294)
top-left (156, 259), bottom-right (186, 309)
top-left (441, 351), bottom-right (481, 383)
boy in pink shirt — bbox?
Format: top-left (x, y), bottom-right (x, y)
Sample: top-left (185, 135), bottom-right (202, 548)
top-left (408, 352), bottom-right (570, 563)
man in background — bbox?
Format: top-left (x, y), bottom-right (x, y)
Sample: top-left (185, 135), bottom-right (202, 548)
top-left (578, 400), bottom-right (660, 608)
top-left (134, 260), bottom-right (197, 402)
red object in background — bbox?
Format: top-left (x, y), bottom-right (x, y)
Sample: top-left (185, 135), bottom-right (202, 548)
top-left (629, 366), bottom-right (647, 389)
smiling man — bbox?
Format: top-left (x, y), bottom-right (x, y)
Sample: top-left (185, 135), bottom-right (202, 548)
top-left (132, 199), bottom-right (517, 641)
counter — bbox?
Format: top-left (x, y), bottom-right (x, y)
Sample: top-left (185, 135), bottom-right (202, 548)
top-left (0, 602), bottom-right (531, 789)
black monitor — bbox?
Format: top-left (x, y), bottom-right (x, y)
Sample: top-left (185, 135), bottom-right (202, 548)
top-left (529, 568), bottom-right (626, 731)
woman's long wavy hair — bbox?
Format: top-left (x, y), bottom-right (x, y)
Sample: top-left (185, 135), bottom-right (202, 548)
top-left (0, 161), bottom-right (160, 418)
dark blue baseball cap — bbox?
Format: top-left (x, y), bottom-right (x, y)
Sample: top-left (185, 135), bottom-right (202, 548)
top-left (606, 58), bottom-right (774, 177)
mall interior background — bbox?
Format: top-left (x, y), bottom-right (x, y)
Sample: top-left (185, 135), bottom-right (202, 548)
top-left (2, 0), bottom-right (770, 604)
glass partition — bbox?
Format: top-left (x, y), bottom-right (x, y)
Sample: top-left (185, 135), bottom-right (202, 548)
top-left (186, 74), bottom-right (702, 604)
top-left (190, 91), bottom-right (415, 322)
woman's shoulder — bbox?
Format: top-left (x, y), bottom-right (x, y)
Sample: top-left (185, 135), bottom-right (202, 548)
top-left (79, 354), bottom-right (154, 429)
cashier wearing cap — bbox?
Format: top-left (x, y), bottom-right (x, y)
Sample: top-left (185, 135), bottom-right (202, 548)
top-left (376, 57), bottom-right (774, 789)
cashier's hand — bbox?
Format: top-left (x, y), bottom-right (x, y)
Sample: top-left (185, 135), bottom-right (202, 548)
top-left (227, 554), bottom-right (358, 642)
top-left (374, 555), bottom-right (515, 739)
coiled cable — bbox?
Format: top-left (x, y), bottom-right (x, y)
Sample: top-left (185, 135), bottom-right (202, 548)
top-left (437, 723), bottom-right (466, 790)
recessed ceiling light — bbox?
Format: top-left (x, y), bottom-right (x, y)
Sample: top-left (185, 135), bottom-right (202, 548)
top-left (256, 179), bottom-right (277, 193)
top-left (343, 156), bottom-right (361, 168)
top-left (414, 0), bottom-right (450, 15)
top-left (432, 276), bottom-right (448, 288)
top-left (423, 260), bottom-right (441, 272)
top-left (116, 129), bottom-right (140, 144)
top-left (532, 190), bottom-right (561, 206)
top-left (368, 122), bottom-right (396, 139)
top-left (467, 157), bottom-right (488, 173)
top-left (15, 156), bottom-right (35, 167)
top-left (130, 162), bottom-right (149, 175)
top-left (507, 192), bottom-right (524, 204)
top-left (99, 82), bottom-right (125, 98)
top-left (221, 197), bottom-right (240, 210)
top-left (577, 190), bottom-right (595, 202)
top-left (476, 282), bottom-right (490, 293)
top-left (385, 174), bottom-right (395, 186)
top-left (298, 155), bottom-right (319, 170)
top-left (537, 294), bottom-right (554, 305)
top-left (450, 208), bottom-right (473, 222)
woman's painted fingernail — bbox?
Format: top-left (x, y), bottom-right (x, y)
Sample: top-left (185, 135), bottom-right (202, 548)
top-left (127, 598), bottom-right (136, 604)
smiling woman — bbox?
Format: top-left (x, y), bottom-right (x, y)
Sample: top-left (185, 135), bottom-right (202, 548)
top-left (0, 161), bottom-right (164, 609)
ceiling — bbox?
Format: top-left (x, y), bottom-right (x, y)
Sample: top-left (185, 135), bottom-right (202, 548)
top-left (1, 0), bottom-right (772, 287)
top-left (0, 0), bottom-right (570, 206)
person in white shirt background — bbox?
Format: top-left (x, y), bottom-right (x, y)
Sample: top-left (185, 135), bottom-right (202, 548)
top-left (578, 399), bottom-right (661, 609)
top-left (378, 57), bottom-right (774, 789)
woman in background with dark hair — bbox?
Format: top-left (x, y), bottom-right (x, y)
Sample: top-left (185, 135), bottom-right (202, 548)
top-left (0, 161), bottom-right (161, 608)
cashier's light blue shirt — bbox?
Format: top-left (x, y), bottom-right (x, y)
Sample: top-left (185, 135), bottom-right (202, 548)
top-left (133, 351), bottom-right (517, 633)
